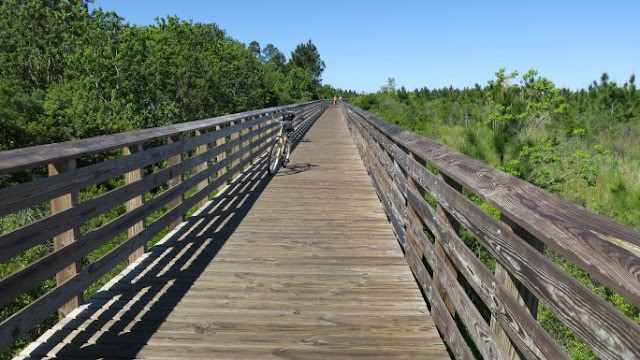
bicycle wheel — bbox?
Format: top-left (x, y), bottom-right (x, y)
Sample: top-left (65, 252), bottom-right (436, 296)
top-left (268, 138), bottom-right (284, 175)
top-left (282, 138), bottom-right (291, 168)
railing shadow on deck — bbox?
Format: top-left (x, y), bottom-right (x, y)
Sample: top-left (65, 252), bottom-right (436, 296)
top-left (21, 109), bottom-right (322, 358)
top-left (23, 158), bottom-right (272, 358)
top-left (0, 101), bottom-right (324, 358)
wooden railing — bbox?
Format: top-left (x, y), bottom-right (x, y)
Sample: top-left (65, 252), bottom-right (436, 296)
top-left (343, 103), bottom-right (640, 360)
top-left (0, 100), bottom-right (327, 350)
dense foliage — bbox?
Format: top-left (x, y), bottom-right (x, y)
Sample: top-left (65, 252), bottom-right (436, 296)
top-left (354, 71), bottom-right (639, 231)
top-left (0, 1), bottom-right (344, 358)
top-left (353, 70), bottom-right (639, 359)
top-left (1, 1), bottom-right (638, 359)
top-left (0, 0), bottom-right (338, 154)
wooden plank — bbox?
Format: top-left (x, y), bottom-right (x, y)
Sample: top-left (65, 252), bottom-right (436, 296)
top-left (167, 134), bottom-right (185, 230)
top-left (434, 173), bottom-right (461, 316)
top-left (16, 105), bottom-right (448, 360)
top-left (240, 117), bottom-right (250, 169)
top-left (402, 226), bottom-right (475, 360)
top-left (350, 107), bottom-right (609, 359)
top-left (490, 215), bottom-right (545, 360)
top-left (124, 144), bottom-right (146, 263)
top-left (345, 109), bottom-right (470, 359)
top-left (349, 105), bottom-right (640, 308)
top-left (0, 101), bottom-right (319, 174)
top-left (194, 130), bottom-right (210, 209)
top-left (0, 131), bottom-right (244, 263)
top-left (0, 130), bottom-right (277, 310)
top-left (229, 119), bottom-right (240, 171)
top-left (0, 141), bottom-right (181, 218)
top-left (377, 121), bottom-right (640, 359)
top-left (48, 160), bottom-right (82, 319)
top-left (404, 186), bottom-right (567, 360)
top-left (406, 153), bottom-right (425, 260)
top-left (0, 135), bottom-right (274, 350)
top-left (215, 124), bottom-right (227, 184)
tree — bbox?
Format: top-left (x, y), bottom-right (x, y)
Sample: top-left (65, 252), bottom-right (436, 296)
top-left (380, 77), bottom-right (396, 93)
top-left (262, 43), bottom-right (286, 73)
top-left (290, 40), bottom-right (325, 83)
top-left (248, 41), bottom-right (261, 60)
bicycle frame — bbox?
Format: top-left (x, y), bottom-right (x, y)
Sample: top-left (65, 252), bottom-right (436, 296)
top-left (267, 113), bottom-right (293, 175)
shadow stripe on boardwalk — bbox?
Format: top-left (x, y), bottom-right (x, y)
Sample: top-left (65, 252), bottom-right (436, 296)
top-left (17, 107), bottom-right (449, 360)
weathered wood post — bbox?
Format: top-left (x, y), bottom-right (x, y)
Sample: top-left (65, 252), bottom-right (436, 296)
top-left (124, 144), bottom-right (146, 262)
top-left (167, 134), bottom-right (184, 230)
top-left (434, 173), bottom-right (461, 315)
top-left (406, 153), bottom-right (426, 259)
top-left (215, 124), bottom-right (227, 183)
top-left (195, 130), bottom-right (210, 208)
top-left (48, 160), bottom-right (82, 319)
top-left (490, 215), bottom-right (545, 359)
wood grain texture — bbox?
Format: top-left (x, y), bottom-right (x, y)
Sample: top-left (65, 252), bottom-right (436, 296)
top-left (0, 124), bottom-right (275, 265)
top-left (0, 128), bottom-right (280, 311)
top-left (124, 144), bottom-right (146, 263)
top-left (434, 173), bottom-right (461, 316)
top-left (48, 160), bottom-right (82, 319)
top-left (194, 130), bottom-right (210, 210)
top-left (490, 215), bottom-right (545, 360)
top-left (0, 101), bottom-right (319, 174)
top-left (167, 134), bottom-right (185, 230)
top-left (0, 129), bottom-right (277, 351)
top-left (403, 186), bottom-right (567, 360)
top-left (15, 105), bottom-right (448, 360)
top-left (348, 105), bottom-right (640, 309)
top-left (0, 115), bottom-right (270, 220)
top-left (347, 112), bottom-right (508, 359)
top-left (346, 104), bottom-right (640, 360)
top-left (346, 112), bottom-right (472, 360)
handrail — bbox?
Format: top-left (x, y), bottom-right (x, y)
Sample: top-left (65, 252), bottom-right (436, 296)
top-left (343, 102), bottom-right (640, 360)
top-left (0, 101), bottom-right (320, 174)
top-left (0, 100), bottom-right (329, 350)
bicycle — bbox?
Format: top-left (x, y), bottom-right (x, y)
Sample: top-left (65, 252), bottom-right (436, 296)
top-left (267, 111), bottom-right (296, 175)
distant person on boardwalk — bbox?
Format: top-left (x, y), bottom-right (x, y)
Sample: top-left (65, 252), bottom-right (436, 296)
top-left (333, 96), bottom-right (338, 106)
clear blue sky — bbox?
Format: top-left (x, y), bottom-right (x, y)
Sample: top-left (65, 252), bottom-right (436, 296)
top-left (91, 0), bottom-right (639, 93)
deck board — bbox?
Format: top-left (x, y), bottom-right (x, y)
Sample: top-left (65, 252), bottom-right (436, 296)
top-left (18, 107), bottom-right (449, 359)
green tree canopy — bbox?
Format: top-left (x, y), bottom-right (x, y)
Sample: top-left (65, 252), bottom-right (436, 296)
top-left (289, 40), bottom-right (325, 83)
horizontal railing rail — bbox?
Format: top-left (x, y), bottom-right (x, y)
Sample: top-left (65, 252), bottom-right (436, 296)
top-left (343, 103), bottom-right (640, 360)
top-left (0, 100), bottom-right (328, 350)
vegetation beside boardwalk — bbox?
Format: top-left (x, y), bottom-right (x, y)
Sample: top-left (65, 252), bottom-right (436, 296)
top-left (352, 70), bottom-right (639, 359)
top-left (1, 1), bottom-right (638, 359)
top-left (0, 1), bottom-right (340, 358)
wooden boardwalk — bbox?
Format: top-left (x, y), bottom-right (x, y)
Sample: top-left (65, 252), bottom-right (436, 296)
top-left (18, 107), bottom-right (449, 359)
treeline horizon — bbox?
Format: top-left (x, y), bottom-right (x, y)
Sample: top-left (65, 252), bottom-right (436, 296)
top-left (0, 0), bottom-right (346, 154)
top-left (350, 71), bottom-right (635, 94)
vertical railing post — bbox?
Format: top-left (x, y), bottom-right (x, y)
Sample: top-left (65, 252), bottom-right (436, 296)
top-left (195, 130), bottom-right (210, 208)
top-left (215, 124), bottom-right (227, 184)
top-left (259, 114), bottom-right (268, 154)
top-left (167, 134), bottom-right (184, 230)
top-left (406, 153), bottom-right (425, 259)
top-left (124, 144), bottom-right (146, 263)
top-left (250, 116), bottom-right (259, 160)
top-left (434, 173), bottom-right (461, 315)
top-left (391, 155), bottom-right (407, 249)
top-left (48, 159), bottom-right (82, 319)
top-left (241, 117), bottom-right (250, 169)
top-left (230, 120), bottom-right (240, 172)
top-left (490, 216), bottom-right (545, 359)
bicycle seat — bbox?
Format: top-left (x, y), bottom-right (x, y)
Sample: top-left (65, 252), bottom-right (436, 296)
top-left (282, 112), bottom-right (295, 121)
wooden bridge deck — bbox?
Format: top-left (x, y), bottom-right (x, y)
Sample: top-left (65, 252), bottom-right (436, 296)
top-left (18, 107), bottom-right (449, 359)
